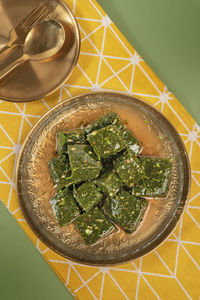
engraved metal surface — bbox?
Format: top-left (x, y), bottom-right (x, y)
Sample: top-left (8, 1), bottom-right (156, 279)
top-left (16, 92), bottom-right (191, 265)
top-left (0, 0), bottom-right (80, 101)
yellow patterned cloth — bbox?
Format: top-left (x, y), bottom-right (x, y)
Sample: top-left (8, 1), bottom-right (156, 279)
top-left (0, 0), bottom-right (200, 299)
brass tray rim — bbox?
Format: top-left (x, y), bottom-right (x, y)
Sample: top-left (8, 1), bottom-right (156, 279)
top-left (0, 0), bottom-right (81, 103)
top-left (15, 91), bottom-right (191, 266)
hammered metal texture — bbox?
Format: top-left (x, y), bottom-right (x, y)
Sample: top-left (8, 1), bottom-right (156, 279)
top-left (16, 92), bottom-right (190, 265)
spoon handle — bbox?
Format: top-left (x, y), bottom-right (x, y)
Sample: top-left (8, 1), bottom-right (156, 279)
top-left (0, 45), bottom-right (25, 81)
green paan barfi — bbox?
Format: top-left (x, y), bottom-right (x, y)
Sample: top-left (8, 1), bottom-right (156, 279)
top-left (122, 127), bottom-right (142, 155)
top-left (50, 188), bottom-right (80, 226)
top-left (113, 151), bottom-right (145, 187)
top-left (74, 207), bottom-right (115, 245)
top-left (74, 181), bottom-right (103, 212)
top-left (67, 144), bottom-right (102, 183)
top-left (103, 189), bottom-right (148, 232)
top-left (96, 169), bottom-right (123, 197)
top-left (56, 130), bottom-right (86, 153)
top-left (49, 155), bottom-right (71, 189)
top-left (87, 125), bottom-right (126, 159)
top-left (132, 157), bottom-right (172, 197)
top-left (85, 112), bottom-right (122, 134)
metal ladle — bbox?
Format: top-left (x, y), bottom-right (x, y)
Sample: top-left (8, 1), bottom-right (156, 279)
top-left (0, 19), bottom-right (65, 80)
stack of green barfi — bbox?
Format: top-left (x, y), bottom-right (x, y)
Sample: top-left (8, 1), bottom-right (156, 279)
top-left (49, 112), bottom-right (172, 245)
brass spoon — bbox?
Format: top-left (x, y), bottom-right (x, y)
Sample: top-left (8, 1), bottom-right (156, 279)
top-left (0, 19), bottom-right (65, 80)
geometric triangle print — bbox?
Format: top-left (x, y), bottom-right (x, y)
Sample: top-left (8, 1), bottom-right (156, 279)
top-left (189, 177), bottom-right (200, 203)
top-left (138, 276), bottom-right (159, 300)
top-left (189, 193), bottom-right (200, 207)
top-left (73, 265), bottom-right (99, 282)
top-left (0, 184), bottom-right (11, 206)
top-left (98, 59), bottom-right (115, 85)
top-left (140, 61), bottom-right (165, 92)
top-left (103, 27), bottom-right (131, 58)
top-left (67, 65), bottom-right (93, 88)
top-left (0, 101), bottom-right (20, 113)
top-left (75, 0), bottom-right (102, 19)
top-left (118, 63), bottom-right (134, 91)
top-left (76, 285), bottom-right (96, 300)
top-left (190, 142), bottom-right (200, 171)
top-left (101, 74), bottom-right (127, 92)
top-left (109, 269), bottom-right (138, 299)
top-left (81, 38), bottom-right (99, 54)
top-left (78, 54), bottom-right (100, 84)
top-left (0, 152), bottom-right (15, 181)
top-left (176, 246), bottom-right (199, 300)
top-left (7, 186), bottom-right (18, 212)
top-left (0, 168), bottom-right (10, 182)
top-left (78, 19), bottom-right (102, 36)
top-left (43, 89), bottom-right (61, 109)
top-left (102, 273), bottom-right (128, 300)
top-left (187, 207), bottom-right (200, 228)
top-left (89, 26), bottom-right (105, 53)
top-left (162, 103), bottom-right (190, 135)
top-left (132, 65), bottom-right (160, 96)
top-left (24, 99), bottom-right (49, 116)
top-left (145, 275), bottom-right (189, 300)
top-left (141, 251), bottom-right (171, 275)
top-left (156, 240), bottom-right (179, 274)
top-left (112, 262), bottom-right (138, 272)
top-left (0, 126), bottom-right (14, 147)
top-left (183, 243), bottom-right (200, 267)
top-left (0, 147), bottom-right (13, 161)
top-left (105, 57), bottom-right (131, 74)
top-left (181, 211), bottom-right (200, 243)
top-left (49, 261), bottom-right (69, 284)
top-left (0, 114), bottom-right (22, 145)
top-left (87, 272), bottom-right (103, 299)
top-left (19, 119), bottom-right (32, 144)
top-left (36, 239), bottom-right (49, 253)
top-left (68, 267), bottom-right (85, 292)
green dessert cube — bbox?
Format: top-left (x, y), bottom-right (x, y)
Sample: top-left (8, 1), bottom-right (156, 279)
top-left (103, 189), bottom-right (148, 232)
top-left (113, 151), bottom-right (145, 187)
top-left (87, 125), bottom-right (126, 159)
top-left (85, 112), bottom-right (122, 134)
top-left (132, 157), bottom-right (172, 197)
top-left (74, 207), bottom-right (115, 245)
top-left (49, 155), bottom-right (71, 189)
top-left (74, 181), bottom-right (103, 212)
top-left (50, 188), bottom-right (80, 226)
top-left (122, 127), bottom-right (142, 155)
top-left (67, 144), bottom-right (102, 183)
top-left (56, 130), bottom-right (86, 153)
top-left (96, 169), bottom-right (123, 197)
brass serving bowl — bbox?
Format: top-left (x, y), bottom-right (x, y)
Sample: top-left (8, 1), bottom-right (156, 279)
top-left (16, 92), bottom-right (191, 265)
top-left (0, 0), bottom-right (80, 102)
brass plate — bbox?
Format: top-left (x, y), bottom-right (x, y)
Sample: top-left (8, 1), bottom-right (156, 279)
top-left (16, 92), bottom-right (191, 266)
top-left (0, 0), bottom-right (80, 102)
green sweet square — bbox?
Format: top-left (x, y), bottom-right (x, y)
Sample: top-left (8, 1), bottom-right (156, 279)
top-left (74, 181), bottom-right (103, 212)
top-left (113, 151), bottom-right (145, 187)
top-left (50, 188), bottom-right (80, 227)
top-left (74, 207), bottom-right (115, 245)
top-left (87, 125), bottom-right (126, 159)
top-left (85, 112), bottom-right (122, 134)
top-left (67, 144), bottom-right (102, 183)
top-left (103, 189), bottom-right (148, 233)
top-left (56, 130), bottom-right (86, 154)
top-left (49, 155), bottom-right (71, 189)
top-left (96, 169), bottom-right (123, 197)
top-left (132, 157), bottom-right (172, 197)
top-left (122, 127), bottom-right (142, 155)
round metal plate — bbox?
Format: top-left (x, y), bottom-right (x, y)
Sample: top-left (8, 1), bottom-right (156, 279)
top-left (16, 92), bottom-right (191, 265)
top-left (0, 0), bottom-right (80, 102)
